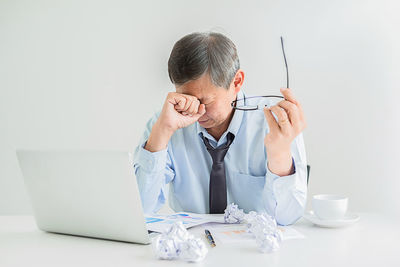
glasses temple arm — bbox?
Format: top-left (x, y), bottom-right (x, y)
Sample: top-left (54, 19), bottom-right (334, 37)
top-left (280, 36), bottom-right (289, 89)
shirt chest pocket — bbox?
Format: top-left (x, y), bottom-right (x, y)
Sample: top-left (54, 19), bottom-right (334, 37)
top-left (228, 172), bottom-right (266, 213)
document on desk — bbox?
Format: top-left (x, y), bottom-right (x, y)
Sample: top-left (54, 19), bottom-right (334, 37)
top-left (145, 212), bottom-right (225, 233)
top-left (200, 223), bottom-right (305, 244)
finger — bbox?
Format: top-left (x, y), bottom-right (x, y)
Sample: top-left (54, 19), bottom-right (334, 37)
top-left (192, 104), bottom-right (206, 120)
top-left (181, 96), bottom-right (195, 112)
top-left (198, 103), bottom-right (206, 115)
top-left (277, 100), bottom-right (301, 130)
top-left (180, 95), bottom-right (200, 114)
top-left (280, 88), bottom-right (300, 106)
top-left (280, 87), bottom-right (305, 119)
top-left (270, 105), bottom-right (291, 135)
top-left (171, 94), bottom-right (187, 111)
top-left (263, 106), bottom-right (279, 133)
top-left (187, 99), bottom-right (200, 115)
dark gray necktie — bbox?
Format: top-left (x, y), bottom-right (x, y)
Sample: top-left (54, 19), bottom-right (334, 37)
top-left (201, 132), bottom-right (235, 214)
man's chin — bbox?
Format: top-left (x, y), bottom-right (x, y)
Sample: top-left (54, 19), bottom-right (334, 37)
top-left (198, 119), bottom-right (213, 128)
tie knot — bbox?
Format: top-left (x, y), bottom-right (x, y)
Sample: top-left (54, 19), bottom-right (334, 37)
top-left (202, 133), bottom-right (235, 164)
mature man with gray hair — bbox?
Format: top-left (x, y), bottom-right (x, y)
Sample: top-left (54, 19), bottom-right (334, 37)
top-left (133, 32), bottom-right (307, 225)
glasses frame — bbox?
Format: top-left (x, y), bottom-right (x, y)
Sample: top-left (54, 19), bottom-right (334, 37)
top-left (231, 95), bottom-right (284, 111)
top-left (232, 36), bottom-right (289, 111)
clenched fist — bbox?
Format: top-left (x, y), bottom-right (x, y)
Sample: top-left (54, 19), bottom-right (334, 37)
top-left (145, 92), bottom-right (206, 152)
top-left (158, 92), bottom-right (206, 132)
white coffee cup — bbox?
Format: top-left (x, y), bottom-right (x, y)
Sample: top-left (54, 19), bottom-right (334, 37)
top-left (312, 194), bottom-right (348, 220)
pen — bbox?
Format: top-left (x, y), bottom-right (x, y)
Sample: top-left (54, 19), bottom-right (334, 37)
top-left (205, 229), bottom-right (216, 247)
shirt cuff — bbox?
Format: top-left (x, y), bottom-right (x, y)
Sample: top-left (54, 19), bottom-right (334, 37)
top-left (135, 141), bottom-right (168, 173)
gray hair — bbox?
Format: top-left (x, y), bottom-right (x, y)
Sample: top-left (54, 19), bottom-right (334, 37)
top-left (168, 32), bottom-right (240, 89)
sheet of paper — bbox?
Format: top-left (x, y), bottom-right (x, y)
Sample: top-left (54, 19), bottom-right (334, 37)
top-left (145, 212), bottom-right (225, 233)
top-left (200, 222), bottom-right (305, 244)
top-left (278, 225), bottom-right (306, 240)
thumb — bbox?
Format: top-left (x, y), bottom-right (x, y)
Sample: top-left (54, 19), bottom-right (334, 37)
top-left (192, 104), bottom-right (206, 120)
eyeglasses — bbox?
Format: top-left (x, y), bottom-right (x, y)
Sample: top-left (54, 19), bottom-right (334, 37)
top-left (231, 36), bottom-right (289, 111)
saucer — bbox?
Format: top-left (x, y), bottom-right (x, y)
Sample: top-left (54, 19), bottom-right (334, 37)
top-left (303, 211), bottom-right (360, 228)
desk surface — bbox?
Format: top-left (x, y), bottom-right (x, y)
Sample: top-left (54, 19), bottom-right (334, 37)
top-left (1, 213), bottom-right (399, 267)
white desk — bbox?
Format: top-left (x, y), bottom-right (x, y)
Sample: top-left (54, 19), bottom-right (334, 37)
top-left (1, 213), bottom-right (399, 267)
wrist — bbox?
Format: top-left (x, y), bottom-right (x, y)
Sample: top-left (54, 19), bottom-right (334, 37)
top-left (154, 120), bottom-right (176, 137)
top-left (266, 149), bottom-right (294, 176)
top-left (145, 121), bottom-right (175, 152)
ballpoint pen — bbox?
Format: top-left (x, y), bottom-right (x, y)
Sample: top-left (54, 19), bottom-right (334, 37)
top-left (205, 229), bottom-right (216, 247)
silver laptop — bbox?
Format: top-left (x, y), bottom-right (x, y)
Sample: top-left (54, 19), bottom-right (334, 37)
top-left (16, 150), bottom-right (150, 244)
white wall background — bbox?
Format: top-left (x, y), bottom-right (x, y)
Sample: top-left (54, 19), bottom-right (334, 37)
top-left (1, 0), bottom-right (399, 217)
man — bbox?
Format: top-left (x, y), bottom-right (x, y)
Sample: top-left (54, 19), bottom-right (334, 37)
top-left (133, 32), bottom-right (307, 225)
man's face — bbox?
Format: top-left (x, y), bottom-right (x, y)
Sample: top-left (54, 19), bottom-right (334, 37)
top-left (176, 73), bottom-right (237, 129)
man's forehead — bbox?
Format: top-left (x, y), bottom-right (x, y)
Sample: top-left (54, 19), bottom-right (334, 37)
top-left (176, 76), bottom-right (218, 99)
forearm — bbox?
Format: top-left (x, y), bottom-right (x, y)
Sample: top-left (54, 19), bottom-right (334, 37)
top-left (134, 139), bottom-right (173, 214)
top-left (135, 166), bottom-right (167, 214)
top-left (264, 133), bottom-right (308, 225)
top-left (264, 158), bottom-right (307, 225)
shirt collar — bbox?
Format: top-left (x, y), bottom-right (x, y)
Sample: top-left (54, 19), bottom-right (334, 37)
top-left (196, 90), bottom-right (245, 140)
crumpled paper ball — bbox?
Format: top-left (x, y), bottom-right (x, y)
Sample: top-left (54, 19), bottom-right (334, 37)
top-left (245, 211), bottom-right (282, 253)
top-left (224, 204), bottom-right (283, 253)
top-left (178, 236), bottom-right (208, 262)
top-left (224, 203), bottom-right (246, 223)
top-left (255, 233), bottom-right (281, 253)
top-left (152, 221), bottom-right (208, 262)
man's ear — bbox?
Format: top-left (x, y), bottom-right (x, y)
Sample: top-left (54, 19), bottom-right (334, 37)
top-left (233, 69), bottom-right (245, 94)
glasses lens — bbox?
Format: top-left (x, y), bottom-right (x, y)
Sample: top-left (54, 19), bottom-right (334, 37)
top-left (238, 105), bottom-right (258, 110)
top-left (235, 96), bottom-right (283, 110)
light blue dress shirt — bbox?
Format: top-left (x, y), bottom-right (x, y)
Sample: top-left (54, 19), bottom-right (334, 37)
top-left (133, 90), bottom-right (308, 225)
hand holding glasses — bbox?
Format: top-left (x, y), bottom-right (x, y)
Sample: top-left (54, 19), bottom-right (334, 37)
top-left (234, 36), bottom-right (307, 176)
